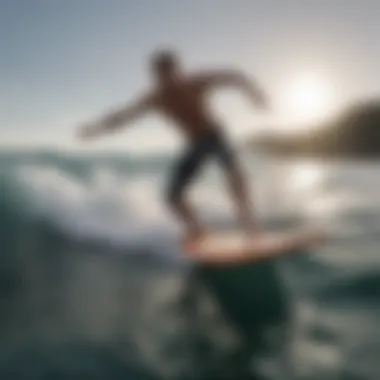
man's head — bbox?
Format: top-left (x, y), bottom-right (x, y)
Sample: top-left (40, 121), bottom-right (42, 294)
top-left (150, 49), bottom-right (181, 82)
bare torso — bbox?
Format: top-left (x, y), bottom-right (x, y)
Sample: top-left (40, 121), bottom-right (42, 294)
top-left (152, 77), bottom-right (217, 139)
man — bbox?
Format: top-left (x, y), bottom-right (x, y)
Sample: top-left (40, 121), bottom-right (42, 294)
top-left (78, 50), bottom-right (269, 243)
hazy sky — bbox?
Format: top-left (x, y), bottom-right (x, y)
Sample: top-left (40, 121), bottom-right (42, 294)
top-left (1, 0), bottom-right (380, 152)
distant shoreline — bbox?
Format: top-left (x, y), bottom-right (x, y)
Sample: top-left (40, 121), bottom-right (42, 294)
top-left (248, 99), bottom-right (380, 160)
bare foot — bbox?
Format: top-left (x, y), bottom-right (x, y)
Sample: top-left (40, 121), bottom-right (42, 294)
top-left (243, 224), bottom-right (263, 240)
top-left (289, 228), bottom-right (326, 250)
top-left (302, 228), bottom-right (326, 246)
top-left (182, 228), bottom-right (207, 247)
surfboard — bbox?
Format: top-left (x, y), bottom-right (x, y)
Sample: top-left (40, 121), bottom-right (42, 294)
top-left (182, 228), bottom-right (323, 265)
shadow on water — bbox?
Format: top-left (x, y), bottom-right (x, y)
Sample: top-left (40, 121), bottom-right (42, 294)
top-left (184, 260), bottom-right (293, 379)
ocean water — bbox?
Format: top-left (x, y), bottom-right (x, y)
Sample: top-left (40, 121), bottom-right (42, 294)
top-left (0, 149), bottom-right (379, 380)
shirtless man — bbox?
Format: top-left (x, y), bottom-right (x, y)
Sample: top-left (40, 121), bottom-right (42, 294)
top-left (77, 50), bottom-right (269, 242)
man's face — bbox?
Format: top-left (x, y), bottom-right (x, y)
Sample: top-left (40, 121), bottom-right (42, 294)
top-left (151, 53), bottom-right (180, 84)
top-left (155, 66), bottom-right (173, 83)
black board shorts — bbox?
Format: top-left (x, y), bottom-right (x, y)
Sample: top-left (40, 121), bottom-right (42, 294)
top-left (167, 127), bottom-right (236, 202)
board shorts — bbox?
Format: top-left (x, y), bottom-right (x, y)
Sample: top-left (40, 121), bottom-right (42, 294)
top-left (166, 127), bottom-right (236, 202)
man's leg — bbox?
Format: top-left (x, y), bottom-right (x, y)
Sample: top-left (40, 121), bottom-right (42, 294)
top-left (169, 195), bottom-right (204, 239)
top-left (226, 163), bottom-right (257, 234)
top-left (166, 140), bottom-right (209, 241)
top-left (212, 131), bottom-right (257, 234)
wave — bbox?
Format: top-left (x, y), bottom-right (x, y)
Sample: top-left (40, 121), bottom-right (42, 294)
top-left (0, 341), bottom-right (163, 380)
top-left (1, 151), bottom-right (379, 261)
top-left (0, 157), bottom-right (297, 379)
top-left (315, 270), bottom-right (380, 305)
top-left (1, 151), bottom-right (380, 379)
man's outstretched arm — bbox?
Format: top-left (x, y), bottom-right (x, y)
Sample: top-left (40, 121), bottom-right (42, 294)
top-left (77, 94), bottom-right (155, 140)
top-left (197, 69), bottom-right (269, 110)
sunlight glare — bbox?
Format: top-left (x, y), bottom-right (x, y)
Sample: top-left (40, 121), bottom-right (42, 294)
top-left (289, 163), bottom-right (324, 192)
top-left (278, 71), bottom-right (337, 131)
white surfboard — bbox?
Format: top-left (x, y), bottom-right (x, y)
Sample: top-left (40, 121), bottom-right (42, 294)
top-left (182, 228), bottom-right (324, 265)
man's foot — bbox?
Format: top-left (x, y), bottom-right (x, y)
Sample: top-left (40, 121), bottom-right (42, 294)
top-left (296, 228), bottom-right (326, 247)
top-left (181, 228), bottom-right (207, 249)
top-left (243, 223), bottom-right (262, 240)
top-left (280, 228), bottom-right (326, 253)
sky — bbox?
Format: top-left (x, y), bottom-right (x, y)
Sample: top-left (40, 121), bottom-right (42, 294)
top-left (1, 0), bottom-right (380, 153)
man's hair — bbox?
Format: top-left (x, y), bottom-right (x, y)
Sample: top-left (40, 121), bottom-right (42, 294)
top-left (151, 49), bottom-right (178, 71)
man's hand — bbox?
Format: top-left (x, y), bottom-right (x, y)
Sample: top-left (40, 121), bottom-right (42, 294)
top-left (76, 93), bottom-right (154, 142)
top-left (251, 88), bottom-right (270, 111)
top-left (198, 69), bottom-right (270, 111)
top-left (76, 122), bottom-right (102, 141)
top-left (237, 73), bottom-right (270, 111)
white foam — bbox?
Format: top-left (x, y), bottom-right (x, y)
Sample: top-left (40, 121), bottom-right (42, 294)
top-left (13, 163), bottom-right (265, 251)
top-left (13, 158), bottom-right (377, 250)
top-left (15, 165), bottom-right (177, 247)
top-left (12, 163), bottom-right (272, 253)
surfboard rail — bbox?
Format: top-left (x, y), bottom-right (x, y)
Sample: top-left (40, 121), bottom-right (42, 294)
top-left (182, 228), bottom-right (324, 265)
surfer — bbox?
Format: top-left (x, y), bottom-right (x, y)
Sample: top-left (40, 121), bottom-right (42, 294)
top-left (77, 49), bottom-right (269, 242)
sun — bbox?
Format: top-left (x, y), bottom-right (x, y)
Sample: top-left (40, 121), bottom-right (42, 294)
top-left (277, 71), bottom-right (337, 132)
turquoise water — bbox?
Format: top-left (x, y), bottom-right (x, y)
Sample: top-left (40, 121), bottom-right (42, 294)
top-left (0, 149), bottom-right (379, 379)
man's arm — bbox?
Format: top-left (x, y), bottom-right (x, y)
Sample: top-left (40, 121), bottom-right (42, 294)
top-left (77, 93), bottom-right (155, 140)
top-left (197, 69), bottom-right (269, 110)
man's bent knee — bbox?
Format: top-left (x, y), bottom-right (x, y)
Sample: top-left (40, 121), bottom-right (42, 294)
top-left (166, 188), bottom-right (184, 209)
top-left (227, 164), bottom-right (244, 185)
